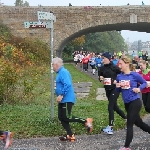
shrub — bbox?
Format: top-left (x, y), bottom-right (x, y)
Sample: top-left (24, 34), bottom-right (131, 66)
top-left (0, 21), bottom-right (50, 104)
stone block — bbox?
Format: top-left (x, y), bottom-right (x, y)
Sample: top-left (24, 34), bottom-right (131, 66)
top-left (96, 88), bottom-right (107, 100)
top-left (74, 87), bottom-right (90, 93)
top-left (96, 94), bottom-right (107, 100)
top-left (76, 93), bottom-right (89, 99)
top-left (96, 88), bottom-right (105, 95)
top-left (74, 82), bottom-right (92, 87)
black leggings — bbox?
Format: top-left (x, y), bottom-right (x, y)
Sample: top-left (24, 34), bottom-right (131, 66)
top-left (106, 89), bottom-right (126, 126)
top-left (124, 99), bottom-right (150, 148)
top-left (58, 102), bottom-right (86, 136)
top-left (142, 93), bottom-right (150, 113)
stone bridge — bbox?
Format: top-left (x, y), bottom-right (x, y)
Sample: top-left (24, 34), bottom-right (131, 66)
top-left (0, 6), bottom-right (150, 56)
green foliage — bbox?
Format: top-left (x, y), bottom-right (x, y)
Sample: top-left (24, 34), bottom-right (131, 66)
top-left (14, 0), bottom-right (29, 6)
top-left (63, 36), bottom-right (85, 58)
top-left (20, 38), bottom-right (50, 64)
top-left (0, 59), bottom-right (19, 104)
top-left (0, 21), bottom-right (50, 104)
top-left (0, 20), bottom-right (12, 41)
top-left (63, 42), bottom-right (74, 58)
top-left (83, 31), bottom-right (127, 53)
top-left (14, 0), bottom-right (24, 6)
top-left (24, 1), bottom-right (29, 6)
top-left (63, 31), bottom-right (127, 57)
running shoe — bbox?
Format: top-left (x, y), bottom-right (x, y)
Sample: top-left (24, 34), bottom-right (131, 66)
top-left (59, 134), bottom-right (75, 142)
top-left (118, 147), bottom-right (131, 150)
top-left (3, 131), bottom-right (13, 149)
top-left (85, 118), bottom-right (93, 133)
top-left (102, 125), bottom-right (113, 135)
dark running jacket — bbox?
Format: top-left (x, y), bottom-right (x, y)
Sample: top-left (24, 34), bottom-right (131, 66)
top-left (99, 63), bottom-right (121, 90)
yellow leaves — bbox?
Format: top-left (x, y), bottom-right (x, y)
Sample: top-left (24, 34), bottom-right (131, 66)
top-left (71, 35), bottom-right (85, 47)
top-left (0, 41), bottom-right (32, 67)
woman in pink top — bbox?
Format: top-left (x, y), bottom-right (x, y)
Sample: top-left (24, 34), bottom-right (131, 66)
top-left (139, 60), bottom-right (150, 113)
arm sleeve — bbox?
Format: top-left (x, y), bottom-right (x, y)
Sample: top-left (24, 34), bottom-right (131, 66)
top-left (135, 73), bottom-right (147, 91)
top-left (60, 71), bottom-right (72, 96)
top-left (99, 66), bottom-right (104, 76)
top-left (115, 75), bottom-right (121, 92)
top-left (115, 65), bottom-right (121, 74)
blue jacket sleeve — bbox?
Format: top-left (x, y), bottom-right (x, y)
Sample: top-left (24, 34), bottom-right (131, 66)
top-left (134, 73), bottom-right (147, 91)
top-left (60, 71), bottom-right (72, 96)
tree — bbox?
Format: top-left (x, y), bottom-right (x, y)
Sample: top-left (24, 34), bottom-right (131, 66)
top-left (63, 36), bottom-right (85, 57)
top-left (83, 31), bottom-right (127, 53)
top-left (71, 35), bottom-right (85, 49)
top-left (63, 31), bottom-right (127, 58)
top-left (14, 0), bottom-right (24, 6)
top-left (24, 1), bottom-right (29, 7)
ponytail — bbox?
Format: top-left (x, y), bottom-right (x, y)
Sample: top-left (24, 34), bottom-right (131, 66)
top-left (129, 63), bottom-right (136, 71)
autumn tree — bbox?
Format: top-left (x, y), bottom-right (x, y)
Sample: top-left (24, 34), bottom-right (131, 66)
top-left (63, 35), bottom-right (85, 57)
top-left (71, 35), bottom-right (85, 48)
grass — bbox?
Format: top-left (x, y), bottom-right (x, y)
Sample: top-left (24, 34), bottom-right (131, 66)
top-left (0, 64), bottom-right (148, 139)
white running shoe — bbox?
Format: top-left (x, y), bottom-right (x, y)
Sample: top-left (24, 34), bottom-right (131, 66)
top-left (102, 125), bottom-right (113, 135)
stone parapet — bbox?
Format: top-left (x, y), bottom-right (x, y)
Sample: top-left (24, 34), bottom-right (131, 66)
top-left (0, 6), bottom-right (150, 56)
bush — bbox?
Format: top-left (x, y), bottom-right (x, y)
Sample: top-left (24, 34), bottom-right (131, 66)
top-left (0, 58), bottom-right (19, 104)
top-left (0, 22), bottom-right (49, 104)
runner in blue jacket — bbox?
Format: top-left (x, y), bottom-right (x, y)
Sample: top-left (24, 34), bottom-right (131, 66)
top-left (53, 57), bottom-right (93, 142)
top-left (116, 56), bottom-right (150, 150)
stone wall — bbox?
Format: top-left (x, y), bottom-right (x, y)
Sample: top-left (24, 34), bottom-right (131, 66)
top-left (0, 6), bottom-right (150, 56)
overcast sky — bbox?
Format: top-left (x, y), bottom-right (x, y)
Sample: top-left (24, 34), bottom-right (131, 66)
top-left (2, 0), bottom-right (150, 42)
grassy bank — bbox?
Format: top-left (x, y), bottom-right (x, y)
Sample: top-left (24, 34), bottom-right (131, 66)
top-left (0, 64), bottom-right (147, 139)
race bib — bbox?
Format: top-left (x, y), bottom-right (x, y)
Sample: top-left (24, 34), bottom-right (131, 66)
top-left (104, 78), bottom-right (111, 85)
top-left (120, 80), bottom-right (130, 89)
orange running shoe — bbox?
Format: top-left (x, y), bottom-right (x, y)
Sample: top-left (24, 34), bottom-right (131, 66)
top-left (59, 134), bottom-right (75, 142)
top-left (3, 131), bottom-right (13, 150)
top-left (85, 118), bottom-right (93, 133)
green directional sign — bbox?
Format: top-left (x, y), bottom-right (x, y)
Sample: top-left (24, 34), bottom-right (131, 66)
top-left (24, 21), bottom-right (52, 28)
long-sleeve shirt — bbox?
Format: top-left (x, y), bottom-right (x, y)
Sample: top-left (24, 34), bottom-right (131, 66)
top-left (139, 70), bottom-right (150, 93)
top-left (116, 72), bottom-right (147, 103)
top-left (99, 63), bottom-right (121, 90)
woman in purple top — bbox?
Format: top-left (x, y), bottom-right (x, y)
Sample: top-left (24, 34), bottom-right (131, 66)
top-left (116, 56), bottom-right (150, 150)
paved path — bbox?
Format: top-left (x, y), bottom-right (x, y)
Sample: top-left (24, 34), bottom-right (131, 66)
top-left (1, 115), bottom-right (150, 150)
top-left (75, 63), bottom-right (99, 81)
